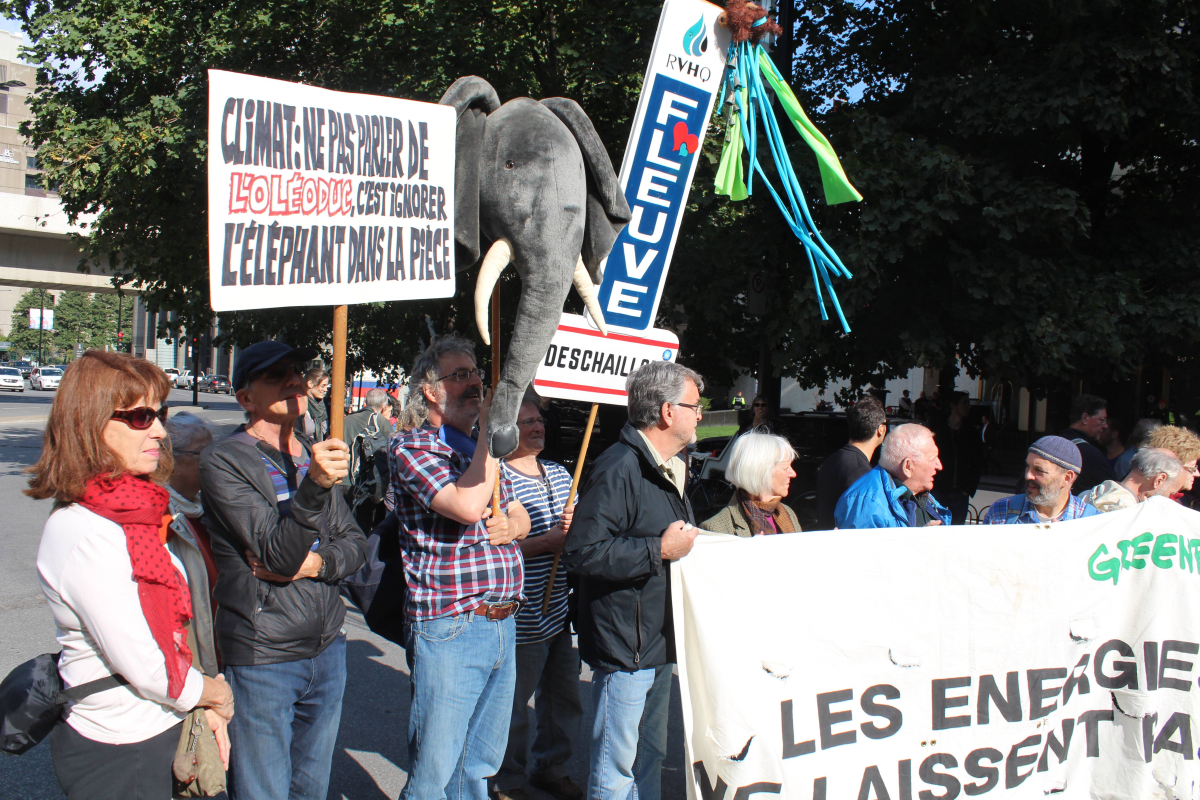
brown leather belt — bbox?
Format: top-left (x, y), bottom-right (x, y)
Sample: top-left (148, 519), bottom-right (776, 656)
top-left (473, 601), bottom-right (519, 621)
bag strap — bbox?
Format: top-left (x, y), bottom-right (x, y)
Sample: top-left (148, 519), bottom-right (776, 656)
top-left (54, 674), bottom-right (130, 705)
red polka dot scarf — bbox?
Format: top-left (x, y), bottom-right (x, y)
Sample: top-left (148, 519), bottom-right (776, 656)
top-left (79, 474), bottom-right (194, 699)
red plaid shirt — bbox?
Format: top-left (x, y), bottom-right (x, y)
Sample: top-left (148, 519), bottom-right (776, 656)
top-left (389, 425), bottom-right (522, 619)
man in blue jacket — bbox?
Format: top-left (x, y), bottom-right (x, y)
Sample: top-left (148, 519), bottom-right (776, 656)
top-left (835, 423), bottom-right (951, 528)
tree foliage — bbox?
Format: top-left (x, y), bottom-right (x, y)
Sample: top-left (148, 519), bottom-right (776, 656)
top-left (8, 288), bottom-right (55, 359)
top-left (7, 0), bottom-right (1198, 393)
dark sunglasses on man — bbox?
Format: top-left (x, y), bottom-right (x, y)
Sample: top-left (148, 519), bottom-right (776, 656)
top-left (110, 405), bottom-right (169, 430)
top-left (252, 362), bottom-right (304, 384)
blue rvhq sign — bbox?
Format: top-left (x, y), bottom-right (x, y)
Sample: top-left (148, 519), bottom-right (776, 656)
top-left (589, 0), bottom-right (729, 334)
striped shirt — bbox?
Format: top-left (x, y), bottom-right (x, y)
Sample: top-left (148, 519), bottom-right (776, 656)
top-left (389, 425), bottom-right (521, 619)
top-left (254, 450), bottom-right (310, 518)
top-left (502, 460), bottom-right (573, 644)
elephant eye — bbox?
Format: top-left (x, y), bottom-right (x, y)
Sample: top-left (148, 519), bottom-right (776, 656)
top-left (505, 160), bottom-right (514, 169)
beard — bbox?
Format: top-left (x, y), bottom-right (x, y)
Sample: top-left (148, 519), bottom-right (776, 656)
top-left (1026, 481), bottom-right (1063, 507)
top-left (442, 385), bottom-right (481, 430)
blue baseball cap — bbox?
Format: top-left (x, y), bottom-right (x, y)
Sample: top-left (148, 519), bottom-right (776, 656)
top-left (232, 341), bottom-right (319, 391)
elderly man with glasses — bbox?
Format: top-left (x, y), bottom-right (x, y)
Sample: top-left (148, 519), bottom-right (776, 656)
top-left (199, 341), bottom-right (367, 800)
top-left (389, 333), bottom-right (531, 800)
top-left (565, 360), bottom-right (704, 800)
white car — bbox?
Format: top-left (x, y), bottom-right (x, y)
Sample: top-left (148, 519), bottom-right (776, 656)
top-left (162, 367), bottom-right (181, 383)
top-left (174, 369), bottom-right (193, 389)
top-left (31, 367), bottom-right (63, 390)
top-left (0, 366), bottom-right (23, 392)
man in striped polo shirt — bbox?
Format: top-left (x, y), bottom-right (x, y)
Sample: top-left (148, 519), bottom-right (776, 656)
top-left (492, 394), bottom-right (582, 800)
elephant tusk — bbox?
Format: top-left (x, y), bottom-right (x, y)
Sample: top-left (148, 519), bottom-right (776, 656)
top-left (475, 238), bottom-right (513, 346)
top-left (573, 257), bottom-right (608, 337)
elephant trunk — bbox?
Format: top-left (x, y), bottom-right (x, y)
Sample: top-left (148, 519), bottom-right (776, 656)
top-left (487, 261), bottom-right (574, 459)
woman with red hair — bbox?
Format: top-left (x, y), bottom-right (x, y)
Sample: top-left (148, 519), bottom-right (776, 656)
top-left (28, 350), bottom-right (234, 799)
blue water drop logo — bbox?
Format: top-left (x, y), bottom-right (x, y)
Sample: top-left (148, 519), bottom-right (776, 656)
top-left (663, 349), bottom-right (673, 361)
top-left (682, 16), bottom-right (707, 58)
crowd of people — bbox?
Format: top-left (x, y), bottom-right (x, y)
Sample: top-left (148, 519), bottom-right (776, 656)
top-left (20, 338), bottom-right (1200, 800)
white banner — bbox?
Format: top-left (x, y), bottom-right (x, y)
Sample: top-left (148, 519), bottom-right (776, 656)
top-left (588, 0), bottom-right (729, 334)
top-left (28, 308), bottom-right (53, 331)
top-left (674, 498), bottom-right (1200, 799)
top-left (532, 313), bottom-right (679, 405)
top-left (207, 70), bottom-right (456, 311)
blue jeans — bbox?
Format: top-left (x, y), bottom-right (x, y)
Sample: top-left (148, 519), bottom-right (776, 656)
top-left (224, 633), bottom-right (347, 800)
top-left (401, 612), bottom-right (516, 800)
top-left (494, 627), bottom-right (583, 790)
top-left (587, 665), bottom-right (672, 800)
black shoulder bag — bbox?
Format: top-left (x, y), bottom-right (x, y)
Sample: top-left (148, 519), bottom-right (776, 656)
top-left (1, 652), bottom-right (128, 755)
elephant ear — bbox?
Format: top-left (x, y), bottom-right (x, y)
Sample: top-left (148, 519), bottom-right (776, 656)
top-left (439, 77), bottom-right (502, 270)
top-left (540, 98), bottom-right (632, 281)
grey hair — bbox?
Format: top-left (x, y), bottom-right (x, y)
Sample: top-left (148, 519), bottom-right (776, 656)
top-left (164, 411), bottom-right (214, 453)
top-left (725, 432), bottom-right (796, 497)
top-left (879, 424), bottom-right (934, 475)
top-left (626, 361), bottom-right (705, 430)
top-left (364, 387), bottom-right (390, 411)
top-left (1127, 419), bottom-right (1163, 451)
top-left (1130, 447), bottom-right (1182, 481)
top-left (406, 333), bottom-right (477, 420)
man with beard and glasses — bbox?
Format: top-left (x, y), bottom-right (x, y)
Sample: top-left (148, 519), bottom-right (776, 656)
top-left (982, 436), bottom-right (1100, 524)
top-left (389, 333), bottom-right (531, 800)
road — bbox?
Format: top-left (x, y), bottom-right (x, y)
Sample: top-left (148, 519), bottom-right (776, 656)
top-left (0, 384), bottom-right (688, 800)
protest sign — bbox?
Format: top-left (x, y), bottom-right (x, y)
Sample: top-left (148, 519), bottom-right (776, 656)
top-left (533, 313), bottom-right (680, 405)
top-left (673, 498), bottom-right (1200, 799)
top-left (589, 0), bottom-right (729, 334)
top-left (207, 69), bottom-right (456, 312)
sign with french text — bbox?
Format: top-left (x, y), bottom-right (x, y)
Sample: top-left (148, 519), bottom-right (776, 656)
top-left (207, 70), bottom-right (456, 312)
top-left (533, 313), bottom-right (679, 405)
top-left (589, 0), bottom-right (729, 333)
top-left (675, 499), bottom-right (1200, 799)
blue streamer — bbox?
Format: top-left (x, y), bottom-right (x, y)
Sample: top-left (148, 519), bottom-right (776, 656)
top-left (721, 40), bottom-right (853, 332)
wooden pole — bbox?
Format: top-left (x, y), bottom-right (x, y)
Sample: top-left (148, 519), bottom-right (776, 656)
top-left (330, 305), bottom-right (348, 441)
top-left (491, 285), bottom-right (503, 515)
top-left (541, 402), bottom-right (598, 615)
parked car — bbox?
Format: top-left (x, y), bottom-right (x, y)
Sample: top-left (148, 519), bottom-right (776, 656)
top-left (198, 374), bottom-right (232, 394)
top-left (0, 367), bottom-right (23, 392)
top-left (10, 360), bottom-right (33, 379)
top-left (162, 367), bottom-right (181, 384)
top-left (31, 367), bottom-right (63, 390)
top-left (174, 369), bottom-right (193, 389)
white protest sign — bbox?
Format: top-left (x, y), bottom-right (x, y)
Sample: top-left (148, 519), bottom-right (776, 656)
top-left (532, 313), bottom-right (679, 405)
top-left (207, 70), bottom-right (456, 312)
top-left (673, 498), bottom-right (1200, 800)
top-left (589, 0), bottom-right (730, 334)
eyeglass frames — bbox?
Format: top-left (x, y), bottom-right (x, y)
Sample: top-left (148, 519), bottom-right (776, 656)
top-left (110, 405), bottom-right (168, 430)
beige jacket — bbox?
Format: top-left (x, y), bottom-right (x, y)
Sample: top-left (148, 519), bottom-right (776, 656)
top-left (701, 495), bottom-right (802, 537)
top-left (1078, 480), bottom-right (1138, 513)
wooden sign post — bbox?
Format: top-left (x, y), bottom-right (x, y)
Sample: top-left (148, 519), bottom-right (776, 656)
top-left (329, 304), bottom-right (348, 440)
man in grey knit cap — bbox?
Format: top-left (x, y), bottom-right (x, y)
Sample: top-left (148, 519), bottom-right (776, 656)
top-left (982, 435), bottom-right (1102, 524)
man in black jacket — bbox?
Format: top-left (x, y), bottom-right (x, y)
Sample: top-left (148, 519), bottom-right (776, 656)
top-left (565, 360), bottom-right (703, 800)
top-left (200, 341), bottom-right (367, 800)
top-left (1059, 394), bottom-right (1116, 495)
top-left (815, 395), bottom-right (886, 529)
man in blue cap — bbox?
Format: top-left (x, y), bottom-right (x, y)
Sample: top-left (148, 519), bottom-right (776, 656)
top-left (982, 436), bottom-right (1101, 524)
top-left (200, 341), bottom-right (367, 800)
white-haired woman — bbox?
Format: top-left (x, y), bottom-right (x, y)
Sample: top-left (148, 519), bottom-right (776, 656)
top-left (702, 431), bottom-right (801, 535)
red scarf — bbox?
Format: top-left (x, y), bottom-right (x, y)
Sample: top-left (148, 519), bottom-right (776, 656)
top-left (78, 474), bottom-right (193, 699)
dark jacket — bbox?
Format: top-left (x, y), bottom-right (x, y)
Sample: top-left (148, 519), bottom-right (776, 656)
top-left (340, 408), bottom-right (393, 491)
top-left (932, 419), bottom-right (984, 497)
top-left (200, 427), bottom-right (367, 665)
top-left (1058, 427), bottom-right (1117, 495)
top-left (815, 443), bottom-right (872, 530)
top-left (564, 424), bottom-right (696, 673)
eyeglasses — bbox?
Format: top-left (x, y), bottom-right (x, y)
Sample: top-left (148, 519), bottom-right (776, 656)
top-left (436, 368), bottom-right (485, 383)
top-left (253, 362), bottom-right (304, 384)
top-left (675, 402), bottom-right (704, 415)
top-left (517, 416), bottom-right (545, 427)
top-left (111, 405), bottom-right (168, 430)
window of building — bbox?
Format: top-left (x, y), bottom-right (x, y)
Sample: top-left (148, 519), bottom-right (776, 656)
top-left (26, 155), bottom-right (36, 170)
top-left (0, 94), bottom-right (7, 115)
top-left (24, 173), bottom-right (40, 190)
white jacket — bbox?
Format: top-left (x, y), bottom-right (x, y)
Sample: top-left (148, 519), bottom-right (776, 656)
top-left (1078, 480), bottom-right (1138, 513)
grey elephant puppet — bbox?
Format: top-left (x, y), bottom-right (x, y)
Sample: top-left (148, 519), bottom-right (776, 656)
top-left (438, 76), bottom-right (632, 458)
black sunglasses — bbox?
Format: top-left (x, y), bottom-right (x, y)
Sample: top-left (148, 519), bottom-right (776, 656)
top-left (253, 362), bottom-right (304, 384)
top-left (111, 405), bottom-right (168, 430)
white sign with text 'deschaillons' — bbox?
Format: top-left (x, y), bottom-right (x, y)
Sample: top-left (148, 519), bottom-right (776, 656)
top-left (207, 70), bottom-right (456, 312)
top-left (533, 314), bottom-right (679, 405)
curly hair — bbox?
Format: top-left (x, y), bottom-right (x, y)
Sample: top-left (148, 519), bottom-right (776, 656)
top-left (723, 0), bottom-right (781, 45)
top-left (1146, 425), bottom-right (1200, 466)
